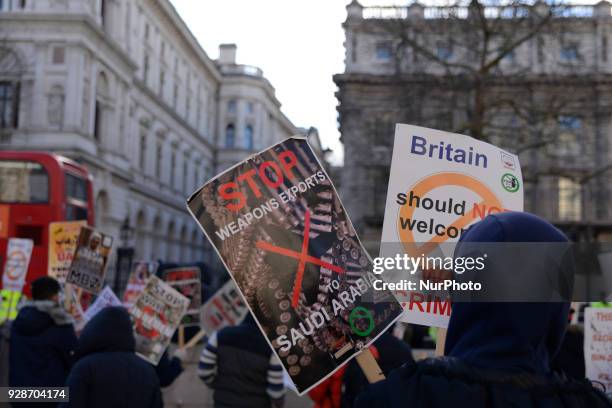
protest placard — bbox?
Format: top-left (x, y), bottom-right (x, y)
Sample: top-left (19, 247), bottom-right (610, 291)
top-left (0, 289), bottom-right (21, 323)
top-left (187, 137), bottom-right (402, 394)
top-left (200, 279), bottom-right (249, 334)
top-left (2, 238), bottom-right (33, 292)
top-left (83, 285), bottom-right (122, 321)
top-left (163, 267), bottom-right (202, 327)
top-left (130, 275), bottom-right (189, 365)
top-left (584, 307), bottom-right (612, 390)
top-left (123, 261), bottom-right (158, 309)
top-left (66, 226), bottom-right (113, 294)
top-left (380, 124), bottom-right (524, 328)
top-left (48, 221), bottom-right (86, 282)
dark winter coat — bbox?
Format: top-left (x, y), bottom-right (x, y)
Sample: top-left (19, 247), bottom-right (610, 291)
top-left (61, 307), bottom-right (162, 408)
top-left (9, 301), bottom-right (77, 387)
top-left (356, 212), bottom-right (612, 408)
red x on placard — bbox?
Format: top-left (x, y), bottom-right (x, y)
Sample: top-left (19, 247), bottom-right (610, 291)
top-left (256, 210), bottom-right (345, 308)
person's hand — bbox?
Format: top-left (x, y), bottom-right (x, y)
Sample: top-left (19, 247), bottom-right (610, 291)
top-left (173, 347), bottom-right (188, 362)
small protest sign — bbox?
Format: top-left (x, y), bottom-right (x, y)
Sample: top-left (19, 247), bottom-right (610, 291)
top-left (48, 221), bottom-right (86, 282)
top-left (380, 124), bottom-right (524, 328)
top-left (584, 307), bottom-right (612, 390)
top-left (187, 137), bottom-right (402, 394)
top-left (84, 285), bottom-right (122, 321)
top-left (0, 289), bottom-right (21, 323)
top-left (2, 238), bottom-right (33, 292)
top-left (123, 261), bottom-right (158, 309)
top-left (130, 275), bottom-right (189, 365)
top-left (163, 267), bottom-right (202, 327)
top-left (200, 279), bottom-right (249, 334)
top-left (66, 226), bottom-right (113, 294)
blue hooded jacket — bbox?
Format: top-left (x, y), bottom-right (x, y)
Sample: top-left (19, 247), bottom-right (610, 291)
top-left (61, 307), bottom-right (162, 408)
top-left (355, 212), bottom-right (612, 408)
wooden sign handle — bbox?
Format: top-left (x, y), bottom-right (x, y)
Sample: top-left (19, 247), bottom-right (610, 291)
top-left (179, 328), bottom-right (207, 350)
top-left (435, 328), bottom-right (447, 356)
top-left (178, 325), bottom-right (185, 348)
top-left (356, 348), bottom-right (385, 383)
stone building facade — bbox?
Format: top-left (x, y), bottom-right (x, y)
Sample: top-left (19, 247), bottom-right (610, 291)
top-left (0, 0), bottom-right (306, 268)
top-left (335, 0), bottom-right (612, 247)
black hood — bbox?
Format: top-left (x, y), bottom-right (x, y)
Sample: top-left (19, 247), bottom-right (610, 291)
top-left (77, 306), bottom-right (135, 358)
top-left (12, 306), bottom-right (54, 336)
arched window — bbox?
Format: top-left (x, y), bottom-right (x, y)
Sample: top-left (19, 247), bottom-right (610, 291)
top-left (245, 125), bottom-right (254, 150)
top-left (225, 123), bottom-right (235, 148)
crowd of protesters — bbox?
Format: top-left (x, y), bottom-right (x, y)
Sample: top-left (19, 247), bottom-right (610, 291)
top-left (0, 212), bottom-right (611, 407)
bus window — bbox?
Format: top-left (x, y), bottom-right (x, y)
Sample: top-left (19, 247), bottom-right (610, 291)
top-left (65, 204), bottom-right (88, 221)
top-left (0, 160), bottom-right (49, 203)
top-left (65, 172), bottom-right (88, 202)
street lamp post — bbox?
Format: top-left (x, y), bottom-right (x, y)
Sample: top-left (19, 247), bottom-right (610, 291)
top-left (114, 218), bottom-right (134, 295)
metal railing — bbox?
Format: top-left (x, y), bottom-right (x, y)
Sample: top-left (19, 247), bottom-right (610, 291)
top-left (362, 4), bottom-right (604, 20)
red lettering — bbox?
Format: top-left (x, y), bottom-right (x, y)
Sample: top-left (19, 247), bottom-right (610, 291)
top-left (218, 182), bottom-right (246, 212)
top-left (259, 161), bottom-right (284, 188)
top-left (409, 292), bottom-right (425, 312)
top-left (278, 151), bottom-right (298, 180)
top-left (237, 169), bottom-right (262, 198)
top-left (434, 297), bottom-right (452, 316)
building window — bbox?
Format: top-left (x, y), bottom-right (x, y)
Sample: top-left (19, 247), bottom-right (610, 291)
top-left (183, 160), bottom-right (188, 192)
top-left (560, 44), bottom-right (579, 61)
top-left (173, 84), bottom-right (178, 108)
top-left (227, 100), bottom-right (237, 113)
top-left (375, 41), bottom-right (393, 61)
top-left (52, 46), bottom-right (65, 64)
top-left (537, 36), bottom-right (545, 64)
top-left (139, 133), bottom-right (147, 171)
top-left (47, 85), bottom-right (64, 127)
top-left (0, 81), bottom-right (19, 129)
top-left (159, 70), bottom-right (165, 97)
top-left (144, 23), bottom-right (149, 42)
top-left (93, 101), bottom-right (101, 141)
top-left (143, 54), bottom-right (149, 83)
top-left (100, 0), bottom-right (108, 30)
top-left (603, 35), bottom-right (608, 62)
top-left (155, 142), bottom-right (162, 178)
top-left (559, 115), bottom-right (581, 130)
top-left (247, 102), bottom-right (254, 114)
top-left (161, 41), bottom-right (165, 58)
top-left (558, 177), bottom-right (581, 221)
top-left (170, 149), bottom-right (176, 185)
top-left (502, 50), bottom-right (516, 64)
top-left (557, 115), bottom-right (581, 156)
top-left (436, 41), bottom-right (453, 61)
top-left (225, 124), bottom-right (235, 148)
top-left (245, 125), bottom-right (254, 150)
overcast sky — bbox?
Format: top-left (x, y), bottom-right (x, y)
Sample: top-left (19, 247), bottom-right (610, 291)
top-left (170, 0), bottom-right (400, 165)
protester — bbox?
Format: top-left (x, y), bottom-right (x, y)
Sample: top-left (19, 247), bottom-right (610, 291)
top-left (61, 306), bottom-right (162, 408)
top-left (9, 277), bottom-right (77, 398)
top-left (355, 212), bottom-right (612, 408)
top-left (198, 313), bottom-right (285, 408)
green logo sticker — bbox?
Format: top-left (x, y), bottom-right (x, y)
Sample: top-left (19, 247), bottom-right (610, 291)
top-left (349, 306), bottom-right (375, 337)
top-left (501, 173), bottom-right (520, 193)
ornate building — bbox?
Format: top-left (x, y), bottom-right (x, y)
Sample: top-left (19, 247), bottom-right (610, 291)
top-left (335, 0), bottom-right (612, 248)
top-left (0, 0), bottom-right (310, 268)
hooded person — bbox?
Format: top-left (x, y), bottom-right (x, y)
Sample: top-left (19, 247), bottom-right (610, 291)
top-left (355, 212), bottom-right (612, 408)
top-left (61, 306), bottom-right (162, 408)
top-left (9, 276), bottom-right (77, 404)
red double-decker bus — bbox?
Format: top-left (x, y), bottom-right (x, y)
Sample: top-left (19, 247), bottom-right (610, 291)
top-left (0, 151), bottom-right (94, 295)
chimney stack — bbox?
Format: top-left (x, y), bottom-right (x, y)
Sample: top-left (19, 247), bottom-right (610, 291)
top-left (218, 44), bottom-right (237, 65)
